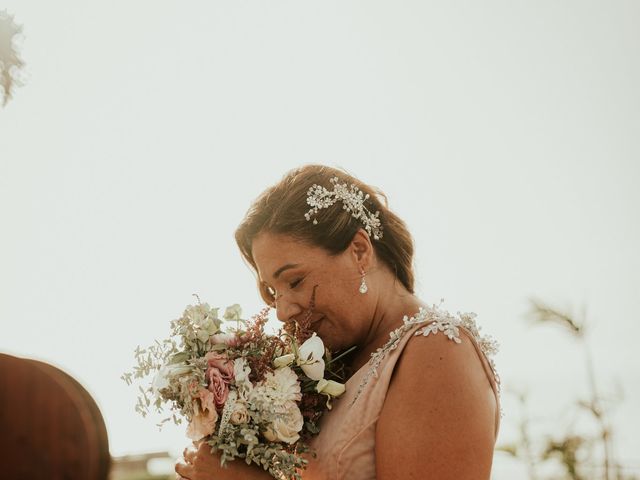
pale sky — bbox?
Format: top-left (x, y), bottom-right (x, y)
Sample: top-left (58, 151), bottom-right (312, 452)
top-left (1, 1), bottom-right (639, 478)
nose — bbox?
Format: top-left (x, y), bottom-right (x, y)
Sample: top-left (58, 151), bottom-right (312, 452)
top-left (275, 294), bottom-right (303, 323)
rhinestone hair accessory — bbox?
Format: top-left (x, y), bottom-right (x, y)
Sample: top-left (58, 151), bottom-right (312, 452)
top-left (304, 176), bottom-right (384, 240)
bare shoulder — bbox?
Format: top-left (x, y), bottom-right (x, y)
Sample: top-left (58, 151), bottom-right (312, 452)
top-left (375, 324), bottom-right (498, 480)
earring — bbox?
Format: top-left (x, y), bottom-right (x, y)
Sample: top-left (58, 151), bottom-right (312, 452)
top-left (359, 269), bottom-right (368, 294)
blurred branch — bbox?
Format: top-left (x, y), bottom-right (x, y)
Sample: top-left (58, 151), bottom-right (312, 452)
top-left (525, 297), bottom-right (585, 338)
top-left (542, 435), bottom-right (587, 480)
top-left (524, 297), bottom-right (617, 480)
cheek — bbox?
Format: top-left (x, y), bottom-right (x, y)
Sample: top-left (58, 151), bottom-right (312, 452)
top-left (315, 271), bottom-right (354, 305)
top-left (309, 270), bottom-right (364, 345)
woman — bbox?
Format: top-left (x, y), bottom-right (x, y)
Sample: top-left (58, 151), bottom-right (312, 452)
top-left (176, 164), bottom-right (501, 479)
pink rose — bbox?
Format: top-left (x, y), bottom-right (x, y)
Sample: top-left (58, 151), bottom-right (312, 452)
top-left (205, 352), bottom-right (234, 382)
top-left (207, 367), bottom-right (229, 410)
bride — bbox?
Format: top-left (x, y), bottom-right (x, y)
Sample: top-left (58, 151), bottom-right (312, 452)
top-left (176, 164), bottom-right (501, 479)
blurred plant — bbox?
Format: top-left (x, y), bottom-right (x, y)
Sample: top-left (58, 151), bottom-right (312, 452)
top-left (496, 389), bottom-right (541, 480)
top-left (526, 298), bottom-right (615, 480)
top-left (496, 298), bottom-right (636, 479)
top-left (0, 9), bottom-right (24, 106)
top-left (541, 435), bottom-right (589, 480)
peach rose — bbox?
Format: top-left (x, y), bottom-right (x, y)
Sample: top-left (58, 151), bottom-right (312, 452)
top-left (229, 401), bottom-right (250, 425)
top-left (186, 389), bottom-right (218, 441)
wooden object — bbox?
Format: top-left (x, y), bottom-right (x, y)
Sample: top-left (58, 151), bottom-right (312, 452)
top-left (0, 353), bottom-right (111, 479)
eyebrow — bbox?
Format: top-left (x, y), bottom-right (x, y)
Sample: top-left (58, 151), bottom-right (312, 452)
top-left (272, 263), bottom-right (300, 280)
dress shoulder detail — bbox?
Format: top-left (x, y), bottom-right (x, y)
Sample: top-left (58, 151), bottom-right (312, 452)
top-left (351, 299), bottom-right (501, 405)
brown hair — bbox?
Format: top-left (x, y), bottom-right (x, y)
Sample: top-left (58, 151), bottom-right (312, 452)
top-left (235, 164), bottom-right (415, 304)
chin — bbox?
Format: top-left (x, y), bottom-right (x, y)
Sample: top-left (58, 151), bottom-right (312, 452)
top-left (311, 317), bottom-right (348, 351)
top-left (320, 335), bottom-right (338, 351)
top-left (317, 330), bottom-right (342, 352)
top-left (311, 319), bottom-right (333, 346)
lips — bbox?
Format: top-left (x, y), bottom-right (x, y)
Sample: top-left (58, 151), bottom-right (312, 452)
top-left (310, 315), bottom-right (325, 327)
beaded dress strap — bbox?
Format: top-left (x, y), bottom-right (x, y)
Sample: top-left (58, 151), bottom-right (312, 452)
top-left (351, 300), bottom-right (501, 406)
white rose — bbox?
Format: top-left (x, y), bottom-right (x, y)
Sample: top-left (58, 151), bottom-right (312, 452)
top-left (263, 402), bottom-right (304, 444)
top-left (315, 378), bottom-right (346, 397)
top-left (297, 333), bottom-right (325, 381)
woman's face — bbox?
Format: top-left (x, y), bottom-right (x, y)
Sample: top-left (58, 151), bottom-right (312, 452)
top-left (250, 230), bottom-right (375, 351)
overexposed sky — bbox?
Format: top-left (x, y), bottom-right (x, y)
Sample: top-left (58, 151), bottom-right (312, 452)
top-left (1, 1), bottom-right (639, 477)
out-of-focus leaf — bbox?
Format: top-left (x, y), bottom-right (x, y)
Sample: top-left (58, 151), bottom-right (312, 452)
top-left (526, 298), bottom-right (584, 337)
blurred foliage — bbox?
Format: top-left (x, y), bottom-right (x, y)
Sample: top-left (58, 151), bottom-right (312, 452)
top-left (0, 9), bottom-right (24, 106)
top-left (109, 452), bottom-right (175, 480)
top-left (496, 298), bottom-right (636, 480)
top-left (111, 474), bottom-right (171, 480)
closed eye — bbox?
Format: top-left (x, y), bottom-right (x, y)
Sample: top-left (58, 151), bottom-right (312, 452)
top-left (289, 278), bottom-right (304, 289)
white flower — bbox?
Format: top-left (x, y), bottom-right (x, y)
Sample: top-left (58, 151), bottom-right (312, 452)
top-left (316, 378), bottom-right (346, 397)
top-left (297, 333), bottom-right (325, 381)
top-left (233, 358), bottom-right (253, 396)
top-left (273, 353), bottom-right (295, 368)
top-left (263, 401), bottom-right (304, 444)
top-left (151, 363), bottom-right (192, 393)
top-left (184, 303), bottom-right (220, 343)
top-left (262, 366), bottom-right (302, 404)
top-left (250, 366), bottom-right (301, 415)
top-left (223, 304), bottom-right (243, 321)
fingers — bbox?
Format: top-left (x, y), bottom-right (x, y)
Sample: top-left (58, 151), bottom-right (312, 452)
top-left (197, 440), bottom-right (212, 454)
top-left (175, 460), bottom-right (194, 479)
top-left (183, 446), bottom-right (197, 464)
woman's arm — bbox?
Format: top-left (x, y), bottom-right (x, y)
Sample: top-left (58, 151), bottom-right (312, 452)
top-left (375, 330), bottom-right (497, 479)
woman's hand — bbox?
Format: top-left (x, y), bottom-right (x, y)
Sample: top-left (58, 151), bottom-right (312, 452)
top-left (175, 441), bottom-right (273, 480)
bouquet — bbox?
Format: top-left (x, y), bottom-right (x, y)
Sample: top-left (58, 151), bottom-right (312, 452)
top-left (122, 297), bottom-right (350, 480)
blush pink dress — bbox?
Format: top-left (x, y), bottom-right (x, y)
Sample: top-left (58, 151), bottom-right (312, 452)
top-left (303, 303), bottom-right (501, 480)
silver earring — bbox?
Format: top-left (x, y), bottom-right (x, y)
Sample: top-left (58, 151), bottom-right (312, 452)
top-left (359, 269), bottom-right (368, 294)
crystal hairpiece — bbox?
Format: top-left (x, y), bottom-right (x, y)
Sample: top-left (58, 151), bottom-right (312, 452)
top-left (304, 176), bottom-right (384, 240)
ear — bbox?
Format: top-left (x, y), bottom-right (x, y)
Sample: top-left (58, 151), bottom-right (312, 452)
top-left (349, 228), bottom-right (374, 270)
